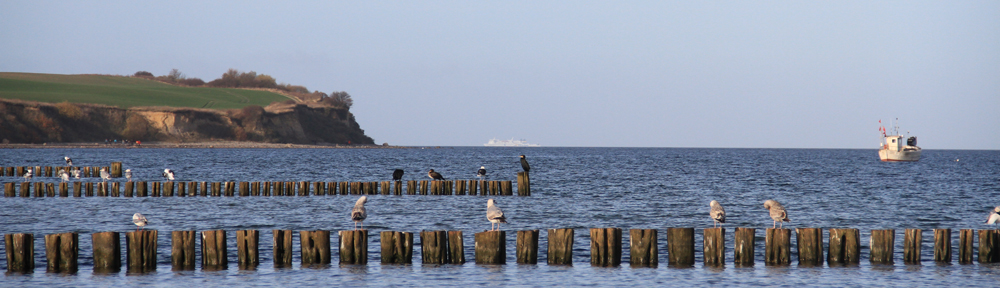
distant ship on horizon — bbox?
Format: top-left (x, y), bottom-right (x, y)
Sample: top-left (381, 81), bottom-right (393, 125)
top-left (484, 138), bottom-right (541, 147)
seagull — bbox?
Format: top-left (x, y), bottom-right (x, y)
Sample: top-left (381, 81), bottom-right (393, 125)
top-left (519, 155), bottom-right (531, 172)
top-left (763, 199), bottom-right (791, 229)
top-left (351, 196), bottom-right (367, 230)
top-left (710, 200), bottom-right (726, 228)
top-left (22, 168), bottom-right (32, 182)
top-left (132, 213), bottom-right (148, 231)
top-left (987, 206), bottom-right (1000, 228)
top-left (99, 167), bottom-right (111, 183)
top-left (476, 166), bottom-right (487, 180)
top-left (162, 169), bottom-right (175, 181)
top-left (392, 169), bottom-right (404, 182)
top-left (428, 169), bottom-right (445, 181)
top-left (487, 198), bottom-right (508, 231)
top-left (64, 156), bottom-right (73, 166)
top-left (59, 169), bottom-right (70, 182)
top-left (71, 167), bottom-right (80, 179)
top-left (125, 169), bottom-right (132, 182)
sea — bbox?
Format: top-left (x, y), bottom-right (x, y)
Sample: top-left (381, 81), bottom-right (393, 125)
top-left (0, 147), bottom-right (998, 286)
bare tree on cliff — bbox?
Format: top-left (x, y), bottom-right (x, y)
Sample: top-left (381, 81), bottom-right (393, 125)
top-left (324, 91), bottom-right (353, 110)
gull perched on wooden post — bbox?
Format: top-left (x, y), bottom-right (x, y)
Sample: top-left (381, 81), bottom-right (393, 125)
top-left (987, 206), bottom-right (1000, 228)
top-left (71, 167), bottom-right (80, 179)
top-left (100, 167), bottom-right (111, 183)
top-left (133, 213), bottom-right (148, 232)
top-left (162, 169), bottom-right (175, 181)
top-left (351, 196), bottom-right (367, 230)
top-left (59, 169), bottom-right (70, 182)
top-left (64, 156), bottom-right (73, 166)
top-left (710, 200), bottom-right (726, 228)
top-left (487, 198), bottom-right (507, 231)
top-left (125, 169), bottom-right (133, 182)
top-left (763, 199), bottom-right (790, 229)
top-left (477, 166), bottom-right (487, 180)
top-left (22, 168), bottom-right (32, 182)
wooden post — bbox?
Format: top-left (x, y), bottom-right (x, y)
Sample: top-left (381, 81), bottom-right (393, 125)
top-left (420, 230), bottom-right (450, 264)
top-left (393, 181), bottom-right (402, 195)
top-left (667, 227), bottom-right (694, 267)
top-left (340, 181), bottom-right (349, 195)
top-left (765, 228), bottom-right (791, 266)
top-left (474, 230), bottom-right (505, 264)
top-left (164, 181), bottom-right (174, 197)
top-left (734, 227), bottom-right (755, 266)
top-left (419, 180), bottom-right (428, 195)
top-left (516, 230), bottom-right (539, 264)
top-left (20, 182), bottom-right (30, 197)
top-left (237, 230), bottom-right (259, 269)
top-left (110, 182), bottom-right (119, 197)
top-left (4, 182), bottom-right (13, 197)
top-left (126, 230), bottom-right (158, 273)
top-left (286, 182), bottom-right (295, 196)
top-left (314, 182), bottom-right (325, 196)
top-left (44, 232), bottom-right (78, 273)
top-left (455, 180), bottom-right (466, 195)
top-left (934, 228), bottom-right (951, 263)
top-left (327, 181), bottom-right (337, 195)
top-left (58, 182), bottom-right (69, 197)
top-left (250, 182), bottom-right (260, 196)
top-left (405, 180), bottom-right (416, 195)
top-left (517, 171), bottom-right (530, 196)
top-left (870, 229), bottom-right (895, 265)
top-left (298, 181), bottom-right (309, 196)
top-left (6, 233), bottom-right (34, 273)
top-left (300, 230), bottom-right (331, 266)
top-left (468, 180), bottom-right (478, 196)
top-left (261, 182), bottom-right (271, 196)
top-left (187, 182), bottom-right (197, 197)
top-left (122, 181), bottom-right (133, 197)
top-left (44, 166), bottom-right (53, 177)
top-left (904, 228), bottom-right (922, 264)
top-left (273, 230), bottom-right (293, 268)
top-left (380, 181), bottom-right (390, 195)
top-left (171, 231), bottom-right (196, 271)
top-left (380, 231), bottom-right (413, 264)
top-left (84, 182), bottom-right (93, 197)
top-left (449, 231), bottom-right (465, 264)
top-left (111, 162), bottom-right (122, 178)
top-left (979, 229), bottom-right (1000, 263)
top-left (92, 232), bottom-right (120, 273)
top-left (35, 182), bottom-right (44, 197)
top-left (202, 230), bottom-right (228, 270)
top-left (959, 229), bottom-right (974, 264)
top-left (136, 181), bottom-right (147, 197)
top-left (199, 181), bottom-right (208, 197)
top-left (828, 228), bottom-right (860, 265)
top-left (338, 230), bottom-right (368, 265)
top-left (151, 182), bottom-right (161, 197)
top-left (702, 228), bottom-right (723, 267)
top-left (796, 228), bottom-right (823, 266)
top-left (501, 181), bottom-right (512, 196)
top-left (177, 181), bottom-right (186, 197)
top-left (630, 229), bottom-right (658, 267)
top-left (211, 182), bottom-right (221, 197)
top-left (226, 181), bottom-right (236, 196)
top-left (548, 228), bottom-right (574, 265)
top-left (590, 228), bottom-right (622, 267)
top-left (45, 183), bottom-right (55, 197)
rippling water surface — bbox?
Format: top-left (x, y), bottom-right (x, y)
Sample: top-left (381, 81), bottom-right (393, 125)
top-left (1, 147), bottom-right (998, 286)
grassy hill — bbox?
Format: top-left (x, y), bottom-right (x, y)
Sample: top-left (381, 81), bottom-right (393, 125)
top-left (0, 72), bottom-right (291, 109)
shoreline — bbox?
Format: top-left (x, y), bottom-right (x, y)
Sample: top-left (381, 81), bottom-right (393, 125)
top-left (0, 141), bottom-right (411, 149)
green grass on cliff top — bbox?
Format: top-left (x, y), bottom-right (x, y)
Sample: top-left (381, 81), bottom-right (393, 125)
top-left (0, 72), bottom-right (290, 109)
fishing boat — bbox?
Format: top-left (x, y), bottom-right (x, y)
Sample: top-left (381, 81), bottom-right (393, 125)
top-left (878, 119), bottom-right (921, 162)
top-left (484, 138), bottom-right (540, 147)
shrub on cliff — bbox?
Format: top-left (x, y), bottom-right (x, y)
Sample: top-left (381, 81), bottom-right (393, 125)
top-left (55, 101), bottom-right (83, 120)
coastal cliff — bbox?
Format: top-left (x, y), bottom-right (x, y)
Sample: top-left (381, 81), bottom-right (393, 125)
top-left (0, 99), bottom-right (375, 145)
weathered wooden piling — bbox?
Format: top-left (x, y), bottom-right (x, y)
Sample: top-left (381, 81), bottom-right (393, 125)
top-left (171, 231), bottom-right (196, 271)
top-left (73, 182), bottom-right (82, 197)
top-left (959, 229), bottom-right (974, 264)
top-left (85, 182), bottom-right (94, 197)
top-left (298, 181), bottom-right (309, 196)
top-left (20, 182), bottom-right (30, 197)
top-left (934, 228), bottom-right (951, 263)
top-left (4, 167), bottom-right (12, 176)
top-left (202, 230), bottom-right (228, 270)
top-left (828, 228), bottom-right (860, 265)
top-left (44, 232), bottom-right (78, 273)
top-left (5, 182), bottom-right (14, 197)
top-left (517, 230), bottom-right (539, 264)
top-left (702, 228), bottom-right (723, 267)
top-left (123, 181), bottom-right (134, 197)
top-left (261, 181), bottom-right (271, 196)
top-left (186, 182), bottom-right (196, 197)
top-left (151, 182), bottom-right (161, 197)
top-left (870, 229), bottom-right (895, 265)
top-left (455, 180), bottom-right (466, 195)
top-left (314, 182), bottom-right (325, 196)
top-left (34, 182), bottom-right (44, 197)
top-left (420, 230), bottom-right (450, 264)
top-left (177, 181), bottom-right (186, 196)
top-left (285, 182), bottom-right (295, 196)
top-left (45, 183), bottom-right (55, 197)
top-left (94, 182), bottom-right (105, 197)
top-left (501, 181), bottom-right (512, 196)
top-left (92, 232), bottom-right (120, 273)
top-left (164, 181), bottom-right (175, 197)
top-left (58, 182), bottom-right (68, 197)
top-left (111, 162), bottom-right (122, 178)
top-left (110, 182), bottom-right (120, 197)
top-left (224, 181), bottom-right (235, 196)
top-left (419, 180), bottom-right (429, 195)
top-left (273, 230), bottom-right (293, 268)
top-left (590, 228), bottom-right (622, 267)
top-left (137, 181), bottom-right (147, 197)
top-left (628, 229), bottom-right (658, 267)
top-left (765, 228), bottom-right (791, 266)
top-left (406, 180), bottom-right (416, 195)
top-left (44, 166), bottom-right (52, 177)
top-left (126, 230), bottom-right (158, 273)
top-left (327, 181), bottom-right (338, 195)
top-left (340, 181), bottom-right (349, 195)
top-left (199, 181), bottom-right (208, 196)
top-left (300, 230), bottom-right (331, 266)
top-left (380, 181), bottom-right (390, 195)
top-left (474, 230), bottom-right (506, 264)
top-left (904, 228), bottom-right (922, 264)
top-left (211, 182), bottom-right (221, 197)
top-left (667, 227), bottom-right (694, 267)
top-left (339, 230), bottom-right (368, 265)
top-left (380, 231), bottom-right (413, 264)
top-left (6, 233), bottom-right (34, 273)
top-left (979, 229), bottom-right (1000, 263)
top-left (250, 182), bottom-right (260, 196)
top-left (393, 181), bottom-right (402, 195)
top-left (796, 228), bottom-right (823, 266)
top-left (734, 227), bottom-right (755, 266)
top-left (468, 180), bottom-right (478, 195)
top-left (237, 230), bottom-right (259, 269)
top-left (449, 231), bottom-right (466, 264)
top-left (548, 228), bottom-right (574, 265)
top-left (517, 171), bottom-right (530, 196)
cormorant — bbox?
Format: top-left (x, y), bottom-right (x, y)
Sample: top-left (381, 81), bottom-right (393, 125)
top-left (428, 169), bottom-right (445, 180)
top-left (519, 155), bottom-right (530, 172)
top-left (392, 169), bottom-right (405, 181)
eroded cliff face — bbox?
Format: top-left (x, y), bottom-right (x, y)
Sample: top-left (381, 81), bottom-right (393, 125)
top-left (0, 99), bottom-right (374, 144)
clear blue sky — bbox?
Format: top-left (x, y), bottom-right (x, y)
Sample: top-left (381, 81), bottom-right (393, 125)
top-left (2, 1), bottom-right (997, 149)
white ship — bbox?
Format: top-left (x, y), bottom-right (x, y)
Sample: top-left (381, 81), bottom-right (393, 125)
top-left (484, 138), bottom-right (540, 147)
top-left (878, 119), bottom-right (921, 162)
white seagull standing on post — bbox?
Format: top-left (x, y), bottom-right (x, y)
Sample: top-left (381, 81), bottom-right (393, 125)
top-left (487, 198), bottom-right (508, 231)
top-left (22, 168), bottom-right (33, 182)
top-left (59, 169), bottom-right (70, 182)
top-left (125, 169), bottom-right (133, 182)
top-left (64, 156), bottom-right (73, 166)
top-left (71, 167), bottom-right (80, 179)
top-left (351, 196), bottom-right (367, 230)
top-left (764, 199), bottom-right (791, 229)
top-left (163, 169), bottom-right (175, 181)
top-left (987, 206), bottom-right (1000, 228)
top-left (132, 213), bottom-right (148, 232)
top-left (99, 167), bottom-right (111, 183)
top-left (710, 200), bottom-right (726, 228)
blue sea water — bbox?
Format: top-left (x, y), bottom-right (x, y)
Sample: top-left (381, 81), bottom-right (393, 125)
top-left (0, 147), bottom-right (998, 286)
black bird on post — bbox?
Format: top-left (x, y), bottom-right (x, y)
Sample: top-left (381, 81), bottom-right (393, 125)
top-left (392, 169), bottom-right (405, 182)
top-left (428, 169), bottom-right (445, 180)
top-left (519, 155), bottom-right (530, 172)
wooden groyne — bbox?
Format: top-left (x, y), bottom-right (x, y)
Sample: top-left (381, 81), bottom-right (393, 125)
top-left (3, 180), bottom-right (525, 197)
top-left (5, 227), bottom-right (1000, 273)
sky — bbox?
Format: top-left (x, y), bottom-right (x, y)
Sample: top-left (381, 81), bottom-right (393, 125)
top-left (1, 1), bottom-right (997, 149)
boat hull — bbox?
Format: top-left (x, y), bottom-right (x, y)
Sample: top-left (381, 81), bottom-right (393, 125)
top-left (879, 148), bottom-right (921, 162)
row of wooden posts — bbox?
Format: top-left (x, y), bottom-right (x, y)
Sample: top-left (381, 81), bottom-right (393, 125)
top-left (2, 177), bottom-right (529, 197)
top-left (6, 227), bottom-right (1000, 273)
top-left (1, 165), bottom-right (121, 178)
